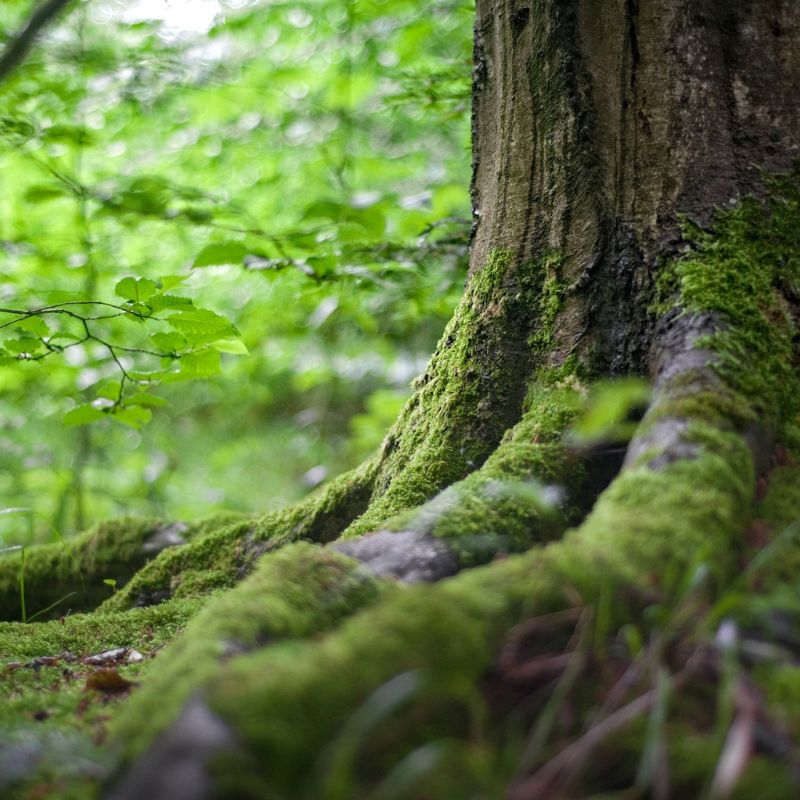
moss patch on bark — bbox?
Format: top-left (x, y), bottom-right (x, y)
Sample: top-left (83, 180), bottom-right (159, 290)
top-left (344, 249), bottom-right (555, 537)
top-left (375, 376), bottom-right (587, 563)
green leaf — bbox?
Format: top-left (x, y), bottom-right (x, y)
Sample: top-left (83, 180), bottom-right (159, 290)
top-left (162, 349), bottom-right (221, 381)
top-left (183, 207), bottom-right (214, 223)
top-left (212, 338), bottom-right (249, 354)
top-left (180, 349), bottom-right (222, 378)
top-left (127, 393), bottom-right (167, 408)
top-left (192, 242), bottom-right (249, 268)
top-left (115, 277), bottom-right (159, 303)
top-left (43, 124), bottom-right (96, 145)
top-left (570, 379), bottom-right (650, 444)
top-left (47, 332), bottom-right (83, 344)
top-left (24, 185), bottom-right (67, 203)
top-left (167, 309), bottom-right (239, 342)
top-left (112, 406), bottom-right (153, 429)
top-left (64, 404), bottom-right (107, 426)
top-left (14, 317), bottom-right (49, 337)
top-left (127, 369), bottom-right (167, 382)
top-left (3, 337), bottom-right (43, 355)
top-left (115, 177), bottom-right (171, 216)
top-left (125, 302), bottom-right (152, 318)
top-left (146, 294), bottom-right (194, 312)
top-left (150, 331), bottom-right (188, 352)
top-left (159, 275), bottom-right (188, 291)
top-left (302, 199), bottom-right (346, 221)
top-left (94, 379), bottom-right (122, 401)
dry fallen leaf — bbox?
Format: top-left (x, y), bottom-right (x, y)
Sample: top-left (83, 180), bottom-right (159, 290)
top-left (84, 669), bottom-right (136, 694)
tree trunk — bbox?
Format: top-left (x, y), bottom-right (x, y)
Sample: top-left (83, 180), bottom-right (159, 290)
top-left (471, 0), bottom-right (800, 372)
top-left (2, 3), bottom-right (800, 799)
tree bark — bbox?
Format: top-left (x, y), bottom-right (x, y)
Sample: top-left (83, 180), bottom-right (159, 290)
top-left (472, 0), bottom-right (800, 371)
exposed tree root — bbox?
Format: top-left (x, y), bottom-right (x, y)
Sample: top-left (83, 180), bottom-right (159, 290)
top-left (101, 458), bottom-right (380, 612)
top-left (0, 517), bottom-right (193, 622)
top-left (107, 410), bottom-right (756, 798)
top-left (102, 179), bottom-right (800, 798)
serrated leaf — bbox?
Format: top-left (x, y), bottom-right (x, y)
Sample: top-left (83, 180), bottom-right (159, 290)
top-left (3, 337), bottom-right (43, 355)
top-left (146, 294), bottom-right (194, 312)
top-left (46, 331), bottom-right (82, 344)
top-left (167, 309), bottom-right (238, 342)
top-left (162, 349), bottom-right (221, 381)
top-left (150, 331), bottom-right (188, 352)
top-left (114, 277), bottom-right (139, 301)
top-left (126, 302), bottom-right (152, 318)
top-left (112, 406), bottom-right (152, 429)
top-left (192, 241), bottom-right (249, 268)
top-left (212, 338), bottom-right (249, 354)
top-left (14, 317), bottom-right (49, 337)
top-left (134, 280), bottom-right (158, 302)
top-left (180, 349), bottom-right (221, 377)
top-left (115, 277), bottom-right (158, 303)
top-left (126, 393), bottom-right (167, 408)
top-left (94, 380), bottom-right (122, 401)
top-left (159, 275), bottom-right (188, 291)
top-left (64, 404), bottom-right (106, 426)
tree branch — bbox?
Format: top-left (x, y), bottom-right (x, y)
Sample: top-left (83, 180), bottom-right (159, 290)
top-left (0, 0), bottom-right (75, 86)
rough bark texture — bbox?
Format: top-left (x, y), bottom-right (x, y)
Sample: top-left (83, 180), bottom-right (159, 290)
top-left (472, 0), bottom-right (800, 371)
top-left (2, 2), bottom-right (800, 799)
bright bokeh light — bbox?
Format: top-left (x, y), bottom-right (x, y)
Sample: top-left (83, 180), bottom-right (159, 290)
top-left (120, 0), bottom-right (222, 34)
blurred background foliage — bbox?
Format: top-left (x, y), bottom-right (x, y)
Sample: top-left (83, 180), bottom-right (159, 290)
top-left (0, 0), bottom-right (472, 545)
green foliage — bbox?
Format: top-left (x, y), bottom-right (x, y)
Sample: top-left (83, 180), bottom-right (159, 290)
top-left (569, 378), bottom-right (650, 444)
top-left (0, 0), bottom-right (472, 542)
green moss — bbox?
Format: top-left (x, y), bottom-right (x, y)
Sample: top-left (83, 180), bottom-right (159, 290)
top-left (757, 463), bottom-right (800, 531)
top-left (0, 596), bottom-right (202, 663)
top-left (112, 542), bottom-right (385, 758)
top-left (374, 379), bottom-right (586, 562)
top-left (109, 418), bottom-right (748, 798)
top-left (13, 169), bottom-right (800, 800)
top-left (344, 250), bottom-right (575, 538)
top-left (200, 551), bottom-right (554, 797)
top-left (0, 596), bottom-right (204, 800)
top-left (527, 251), bottom-right (564, 353)
top-left (0, 517), bottom-right (172, 623)
top-left (666, 729), bottom-right (796, 799)
top-left (101, 458), bottom-right (378, 611)
top-left (551, 423), bottom-right (753, 595)
top-left (662, 168), bottom-right (800, 429)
